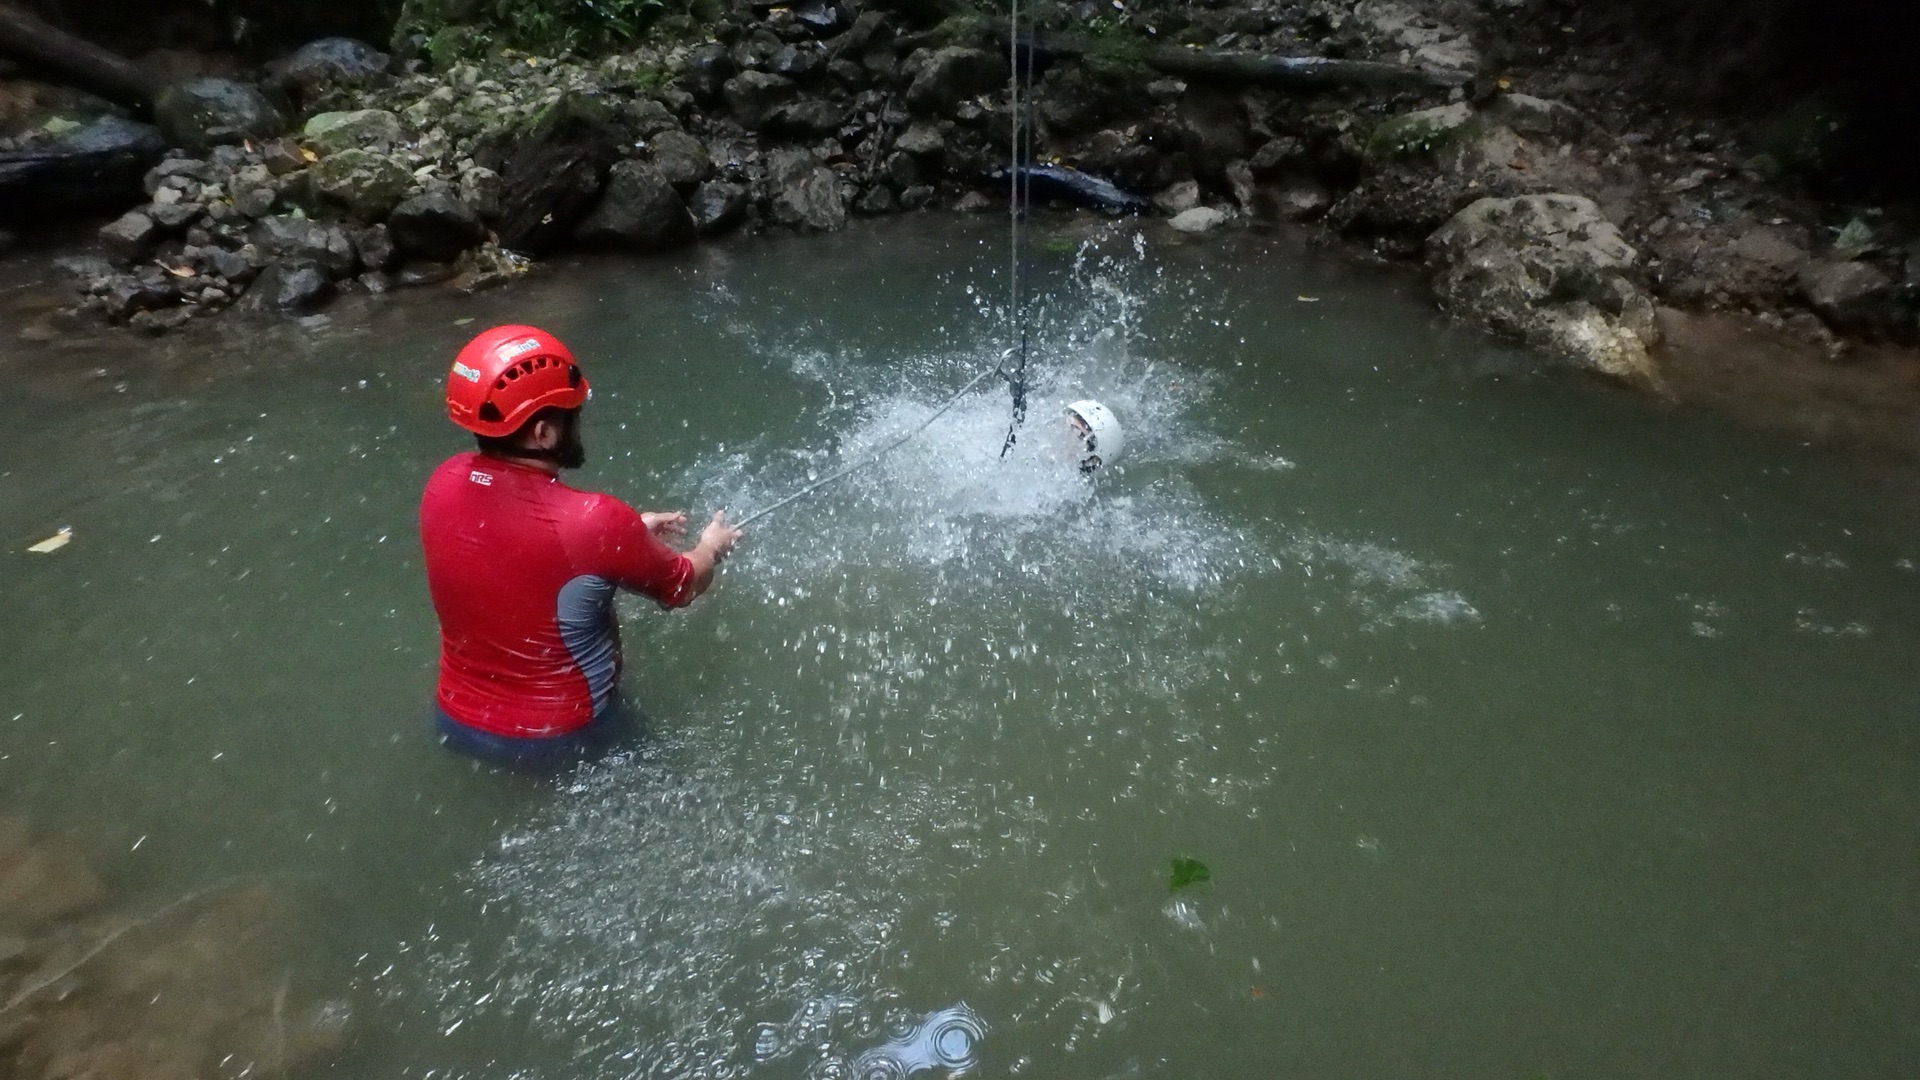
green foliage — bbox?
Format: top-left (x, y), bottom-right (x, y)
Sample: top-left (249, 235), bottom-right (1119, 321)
top-left (401, 0), bottom-right (694, 61)
top-left (1168, 856), bottom-right (1210, 892)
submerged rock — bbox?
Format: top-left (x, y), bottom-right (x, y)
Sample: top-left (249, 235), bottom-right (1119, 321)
top-left (1427, 194), bottom-right (1662, 387)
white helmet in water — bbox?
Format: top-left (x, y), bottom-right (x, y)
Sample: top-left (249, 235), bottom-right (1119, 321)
top-left (1064, 400), bottom-right (1124, 472)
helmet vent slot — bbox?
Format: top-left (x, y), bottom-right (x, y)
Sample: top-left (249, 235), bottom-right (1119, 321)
top-left (478, 402), bottom-right (503, 423)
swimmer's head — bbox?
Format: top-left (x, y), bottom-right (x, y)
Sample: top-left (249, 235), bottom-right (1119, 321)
top-left (1064, 400), bottom-right (1123, 474)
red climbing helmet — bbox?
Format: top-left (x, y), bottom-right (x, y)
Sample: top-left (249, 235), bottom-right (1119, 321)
top-left (445, 324), bottom-right (590, 438)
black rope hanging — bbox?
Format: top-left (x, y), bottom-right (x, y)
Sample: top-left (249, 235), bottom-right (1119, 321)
top-left (999, 4), bottom-right (1038, 459)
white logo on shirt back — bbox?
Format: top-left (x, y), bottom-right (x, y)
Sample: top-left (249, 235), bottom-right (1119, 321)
top-left (469, 470), bottom-right (493, 486)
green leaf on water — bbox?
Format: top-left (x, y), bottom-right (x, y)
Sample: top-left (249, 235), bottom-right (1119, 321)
top-left (1168, 856), bottom-right (1211, 892)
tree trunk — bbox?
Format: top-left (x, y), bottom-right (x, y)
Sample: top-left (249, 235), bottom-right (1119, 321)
top-left (1032, 31), bottom-right (1468, 93)
top-left (0, 4), bottom-right (157, 108)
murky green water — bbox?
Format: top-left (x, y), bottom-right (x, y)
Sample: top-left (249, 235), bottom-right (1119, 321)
top-left (3, 215), bottom-right (1918, 1079)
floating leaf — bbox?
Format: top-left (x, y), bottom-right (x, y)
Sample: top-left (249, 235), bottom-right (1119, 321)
top-left (27, 527), bottom-right (72, 554)
top-left (1832, 218), bottom-right (1876, 261)
top-left (1168, 856), bottom-right (1210, 892)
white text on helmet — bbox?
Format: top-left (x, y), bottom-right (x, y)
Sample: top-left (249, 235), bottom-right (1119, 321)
top-left (500, 337), bottom-right (543, 359)
top-left (452, 362), bottom-right (482, 383)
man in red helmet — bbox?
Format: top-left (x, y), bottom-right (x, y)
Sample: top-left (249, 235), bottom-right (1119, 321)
top-left (419, 324), bottom-right (742, 767)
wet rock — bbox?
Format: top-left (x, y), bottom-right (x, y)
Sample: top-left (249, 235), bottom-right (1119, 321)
top-left (250, 216), bottom-right (358, 277)
top-left (723, 71), bottom-right (801, 129)
top-left (770, 97), bottom-right (854, 137)
top-left (1276, 180), bottom-right (1334, 220)
top-left (147, 201), bottom-right (205, 232)
top-left (1168, 206), bottom-right (1231, 234)
top-left (459, 166), bottom-right (503, 220)
top-left (1797, 260), bottom-right (1895, 332)
top-left (302, 109), bottom-right (405, 156)
top-left (143, 157), bottom-right (217, 196)
top-left (904, 47), bottom-right (1004, 116)
top-left (309, 148), bottom-right (414, 220)
top-left (1177, 87), bottom-right (1250, 179)
top-left (1037, 65), bottom-right (1125, 138)
top-left (575, 161), bottom-right (695, 251)
top-left (648, 130), bottom-right (714, 190)
top-left (623, 98), bottom-right (682, 138)
top-left (230, 165), bottom-right (281, 217)
top-left (265, 37), bottom-right (391, 104)
top-left (129, 306), bottom-right (196, 334)
top-left (250, 260), bottom-right (336, 313)
top-left (1153, 180), bottom-right (1201, 215)
top-left (454, 244), bottom-right (530, 292)
top-left (768, 44), bottom-right (822, 80)
top-left (99, 210), bottom-right (159, 263)
top-left (687, 180), bottom-right (750, 236)
top-left (894, 122), bottom-right (946, 158)
top-left (853, 184), bottom-right (897, 215)
top-left (103, 272), bottom-right (180, 319)
top-left (680, 43), bottom-right (738, 103)
top-left (1248, 136), bottom-right (1306, 177)
top-left (209, 246), bottom-right (261, 283)
top-left (261, 138), bottom-right (311, 176)
top-left (487, 93), bottom-right (621, 255)
top-left (351, 223), bottom-right (396, 272)
top-left (1427, 193), bottom-right (1662, 387)
top-left (766, 148), bottom-right (847, 232)
top-left (154, 78), bottom-right (286, 151)
top-left (387, 191), bottom-right (486, 261)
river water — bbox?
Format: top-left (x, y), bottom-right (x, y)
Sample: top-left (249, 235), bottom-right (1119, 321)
top-left (3, 215), bottom-right (1917, 1078)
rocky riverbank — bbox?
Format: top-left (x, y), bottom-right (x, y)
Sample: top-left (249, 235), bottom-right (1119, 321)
top-left (3, 0), bottom-right (1919, 437)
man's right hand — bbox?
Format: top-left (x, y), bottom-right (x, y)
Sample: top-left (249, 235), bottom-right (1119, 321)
top-left (698, 510), bottom-right (743, 562)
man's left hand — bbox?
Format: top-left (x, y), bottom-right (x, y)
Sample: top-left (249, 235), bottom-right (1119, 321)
top-left (642, 511), bottom-right (688, 537)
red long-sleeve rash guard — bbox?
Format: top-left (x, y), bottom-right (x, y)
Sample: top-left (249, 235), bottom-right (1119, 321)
top-left (420, 452), bottom-right (695, 738)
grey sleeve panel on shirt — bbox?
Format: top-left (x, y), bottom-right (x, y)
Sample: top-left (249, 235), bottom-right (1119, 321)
top-left (556, 574), bottom-right (620, 716)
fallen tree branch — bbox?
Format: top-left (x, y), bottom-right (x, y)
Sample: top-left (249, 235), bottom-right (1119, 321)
top-left (0, 3), bottom-right (157, 108)
top-left (1030, 30), bottom-right (1468, 93)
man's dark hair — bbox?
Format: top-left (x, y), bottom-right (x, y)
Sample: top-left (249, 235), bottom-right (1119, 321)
top-left (476, 406), bottom-right (577, 458)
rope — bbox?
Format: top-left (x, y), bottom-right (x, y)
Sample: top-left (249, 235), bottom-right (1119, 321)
top-left (734, 353), bottom-right (1012, 527)
top-left (999, 0), bottom-right (1036, 459)
top-left (731, 9), bottom-right (1040, 527)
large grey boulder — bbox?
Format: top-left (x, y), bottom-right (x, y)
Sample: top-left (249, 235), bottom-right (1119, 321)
top-left (903, 47), bottom-right (1004, 115)
top-left (575, 161), bottom-right (695, 251)
top-left (310, 148), bottom-right (414, 220)
top-left (1426, 194), bottom-right (1662, 387)
top-left (155, 78), bottom-right (286, 151)
top-left (765, 149), bottom-right (846, 233)
top-left (248, 260), bottom-right (336, 313)
top-left (265, 38), bottom-right (391, 104)
top-left (387, 191), bottom-right (487, 261)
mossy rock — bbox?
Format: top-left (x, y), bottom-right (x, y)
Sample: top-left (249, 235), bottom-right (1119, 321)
top-left (1362, 102), bottom-right (1474, 163)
